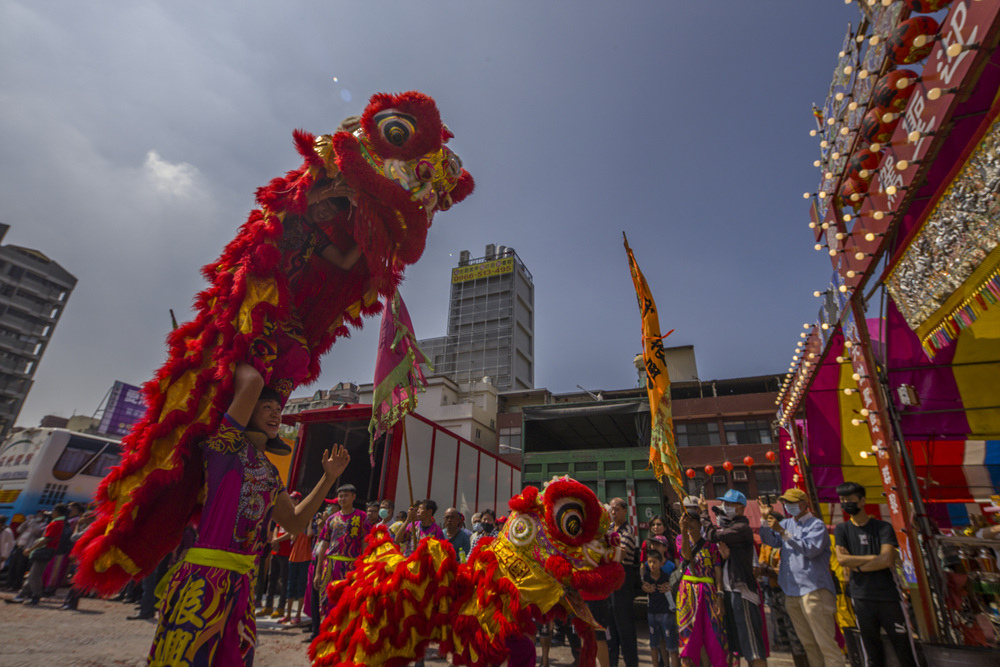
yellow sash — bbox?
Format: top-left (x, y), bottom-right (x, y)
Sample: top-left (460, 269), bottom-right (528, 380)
top-left (682, 574), bottom-right (715, 585)
top-left (154, 547), bottom-right (257, 599)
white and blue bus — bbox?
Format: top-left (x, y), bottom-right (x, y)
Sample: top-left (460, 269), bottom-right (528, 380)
top-left (0, 428), bottom-right (121, 525)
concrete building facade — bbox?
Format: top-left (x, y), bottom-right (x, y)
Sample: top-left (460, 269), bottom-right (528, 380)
top-left (0, 223), bottom-right (76, 438)
top-left (418, 244), bottom-right (534, 392)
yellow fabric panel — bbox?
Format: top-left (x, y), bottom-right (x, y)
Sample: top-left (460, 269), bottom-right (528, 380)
top-left (953, 306), bottom-right (1000, 437)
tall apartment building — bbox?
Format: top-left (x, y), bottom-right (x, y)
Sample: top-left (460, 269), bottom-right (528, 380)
top-left (0, 223), bottom-right (76, 437)
top-left (419, 244), bottom-right (534, 392)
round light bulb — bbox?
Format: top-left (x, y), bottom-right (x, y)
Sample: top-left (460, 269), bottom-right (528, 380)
top-left (846, 270), bottom-right (856, 278)
top-left (836, 356), bottom-right (845, 364)
top-left (896, 160), bottom-right (909, 171)
top-left (855, 252), bottom-right (866, 261)
top-left (885, 185), bottom-right (898, 196)
top-left (860, 408), bottom-right (870, 417)
top-left (829, 248), bottom-right (838, 257)
top-left (803, 192), bottom-right (811, 199)
top-left (881, 112), bottom-right (896, 123)
top-left (849, 101), bottom-right (859, 111)
top-left (870, 143), bottom-right (882, 152)
top-left (860, 451), bottom-right (869, 459)
top-left (908, 130), bottom-right (922, 143)
top-left (821, 222), bottom-right (830, 230)
top-left (844, 388), bottom-right (854, 395)
top-left (814, 243), bottom-right (823, 251)
top-left (821, 323), bottom-right (830, 330)
top-left (820, 140), bottom-right (829, 148)
top-left (813, 290), bottom-right (822, 298)
top-left (852, 373), bottom-right (861, 381)
top-left (827, 117), bottom-right (836, 126)
top-left (851, 418), bottom-right (861, 426)
top-left (836, 232), bottom-right (846, 241)
top-left (825, 171), bottom-right (834, 179)
top-left (844, 341), bottom-right (853, 348)
top-left (946, 43), bottom-right (962, 58)
top-left (814, 160), bottom-right (822, 167)
top-left (896, 77), bottom-right (912, 90)
top-left (843, 214), bottom-right (852, 222)
top-left (809, 353), bottom-right (816, 359)
top-left (810, 129), bottom-right (818, 137)
top-left (913, 34), bottom-right (930, 48)
top-left (869, 35), bottom-right (880, 46)
top-left (808, 221), bottom-right (817, 229)
top-left (844, 65), bottom-right (853, 75)
top-left (818, 191), bottom-right (828, 199)
top-left (873, 211), bottom-right (885, 220)
top-left (832, 152), bottom-right (841, 160)
top-left (839, 284), bottom-right (848, 293)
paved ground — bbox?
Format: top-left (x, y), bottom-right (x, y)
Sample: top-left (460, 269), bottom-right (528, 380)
top-left (0, 588), bottom-right (799, 666)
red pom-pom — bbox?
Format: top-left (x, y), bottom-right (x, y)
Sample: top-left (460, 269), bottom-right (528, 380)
top-left (722, 460), bottom-right (734, 472)
top-left (685, 468), bottom-right (696, 479)
top-left (743, 456), bottom-right (755, 467)
top-left (765, 450), bottom-right (777, 462)
top-left (704, 465), bottom-right (715, 476)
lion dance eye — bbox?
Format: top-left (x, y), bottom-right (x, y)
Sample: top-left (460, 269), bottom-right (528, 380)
top-left (554, 500), bottom-right (585, 539)
top-left (374, 110), bottom-right (416, 147)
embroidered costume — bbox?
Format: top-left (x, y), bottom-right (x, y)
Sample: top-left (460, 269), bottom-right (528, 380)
top-left (674, 535), bottom-right (728, 665)
top-left (316, 508), bottom-right (369, 615)
top-left (149, 415), bottom-right (284, 667)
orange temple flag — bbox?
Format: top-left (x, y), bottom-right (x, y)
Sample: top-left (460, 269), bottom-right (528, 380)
top-left (623, 233), bottom-right (684, 499)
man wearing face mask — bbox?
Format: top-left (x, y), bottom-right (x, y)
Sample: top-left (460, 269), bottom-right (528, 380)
top-left (833, 481), bottom-right (916, 667)
top-left (470, 508), bottom-right (499, 553)
top-left (698, 490), bottom-right (768, 667)
top-left (758, 488), bottom-right (839, 667)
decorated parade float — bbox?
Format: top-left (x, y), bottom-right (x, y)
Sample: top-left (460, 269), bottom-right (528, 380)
top-left (775, 0), bottom-right (1000, 658)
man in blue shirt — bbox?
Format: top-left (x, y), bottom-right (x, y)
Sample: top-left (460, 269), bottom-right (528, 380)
top-left (758, 488), bottom-right (840, 667)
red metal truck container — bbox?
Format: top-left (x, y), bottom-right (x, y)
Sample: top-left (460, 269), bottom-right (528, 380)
top-left (282, 405), bottom-right (521, 514)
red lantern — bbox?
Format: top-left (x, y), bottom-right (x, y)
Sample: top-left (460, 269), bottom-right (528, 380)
top-left (685, 468), bottom-right (696, 479)
top-left (872, 70), bottom-right (918, 113)
top-left (722, 460), bottom-right (733, 472)
top-left (839, 176), bottom-right (869, 209)
top-left (906, 0), bottom-right (953, 13)
top-left (765, 450), bottom-right (777, 462)
top-left (846, 148), bottom-right (881, 183)
top-left (889, 18), bottom-right (939, 65)
top-left (743, 456), bottom-right (755, 467)
top-left (704, 465), bottom-right (715, 476)
top-left (860, 108), bottom-right (901, 145)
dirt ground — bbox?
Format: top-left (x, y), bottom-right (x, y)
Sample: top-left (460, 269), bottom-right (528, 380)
top-left (1, 588), bottom-right (798, 666)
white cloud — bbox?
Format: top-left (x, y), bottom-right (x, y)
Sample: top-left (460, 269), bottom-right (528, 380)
top-left (143, 150), bottom-right (199, 197)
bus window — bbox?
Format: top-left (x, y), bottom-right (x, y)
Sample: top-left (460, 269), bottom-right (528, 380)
top-left (52, 435), bottom-right (118, 481)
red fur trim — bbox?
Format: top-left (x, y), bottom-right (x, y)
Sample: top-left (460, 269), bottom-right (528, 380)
top-left (449, 170), bottom-right (475, 204)
top-left (573, 561), bottom-right (625, 601)
top-left (361, 91), bottom-right (443, 161)
top-left (508, 486), bottom-right (540, 514)
top-left (544, 554), bottom-right (572, 582)
top-left (572, 617), bottom-right (598, 667)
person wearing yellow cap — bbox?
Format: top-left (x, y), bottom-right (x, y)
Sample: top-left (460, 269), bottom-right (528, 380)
top-left (758, 488), bottom-right (840, 667)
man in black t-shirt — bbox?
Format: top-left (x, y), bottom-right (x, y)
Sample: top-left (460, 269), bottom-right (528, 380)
top-left (833, 482), bottom-right (916, 667)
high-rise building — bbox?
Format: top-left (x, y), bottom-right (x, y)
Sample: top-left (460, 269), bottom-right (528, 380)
top-left (419, 244), bottom-right (534, 392)
top-left (0, 223), bottom-right (76, 437)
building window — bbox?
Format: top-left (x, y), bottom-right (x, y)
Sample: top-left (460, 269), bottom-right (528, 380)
top-left (685, 473), bottom-right (706, 495)
top-left (676, 421), bottom-right (720, 447)
top-left (723, 419), bottom-right (773, 445)
top-left (499, 426), bottom-right (521, 453)
top-left (755, 468), bottom-right (781, 500)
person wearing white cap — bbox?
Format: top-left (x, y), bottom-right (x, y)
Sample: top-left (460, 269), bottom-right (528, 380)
top-left (698, 490), bottom-right (767, 666)
top-left (758, 488), bottom-right (839, 667)
top-left (676, 495), bottom-right (727, 666)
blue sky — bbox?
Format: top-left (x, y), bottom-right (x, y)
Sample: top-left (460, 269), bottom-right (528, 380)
top-left (1, 1), bottom-right (860, 425)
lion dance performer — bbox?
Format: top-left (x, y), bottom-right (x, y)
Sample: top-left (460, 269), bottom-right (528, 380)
top-left (72, 91), bottom-right (475, 606)
top-left (310, 476), bottom-right (626, 667)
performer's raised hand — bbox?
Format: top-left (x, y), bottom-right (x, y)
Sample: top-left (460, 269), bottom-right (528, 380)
top-left (322, 444), bottom-right (351, 481)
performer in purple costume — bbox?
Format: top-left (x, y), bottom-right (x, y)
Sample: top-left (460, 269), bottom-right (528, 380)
top-left (313, 484), bottom-right (369, 617)
top-left (148, 363), bottom-right (350, 666)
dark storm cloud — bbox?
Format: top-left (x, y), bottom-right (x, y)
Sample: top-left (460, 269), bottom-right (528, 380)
top-left (1, 1), bottom-right (855, 425)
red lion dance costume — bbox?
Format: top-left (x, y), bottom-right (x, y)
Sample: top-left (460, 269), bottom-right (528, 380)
top-left (310, 476), bottom-right (625, 667)
top-left (73, 91), bottom-right (474, 594)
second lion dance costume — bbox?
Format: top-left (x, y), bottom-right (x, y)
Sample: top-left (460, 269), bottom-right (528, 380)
top-left (310, 476), bottom-right (626, 667)
top-left (72, 91), bottom-right (474, 666)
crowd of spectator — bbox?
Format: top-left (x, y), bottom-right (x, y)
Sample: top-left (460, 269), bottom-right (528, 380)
top-left (4, 477), bottom-right (998, 666)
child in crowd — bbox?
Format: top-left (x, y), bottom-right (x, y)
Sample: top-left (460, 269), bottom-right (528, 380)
top-left (643, 542), bottom-right (679, 667)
